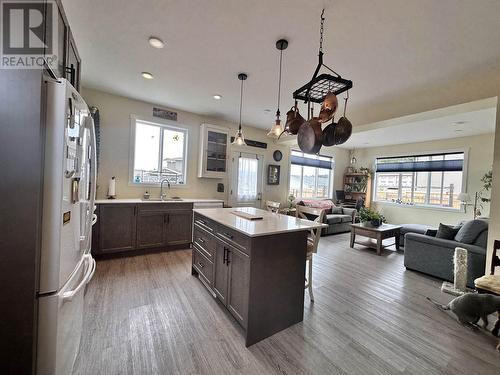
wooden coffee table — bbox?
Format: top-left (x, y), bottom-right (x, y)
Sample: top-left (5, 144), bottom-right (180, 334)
top-left (350, 223), bottom-right (401, 255)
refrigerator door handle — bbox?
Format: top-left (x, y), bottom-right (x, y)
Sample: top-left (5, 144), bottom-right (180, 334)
top-left (61, 256), bottom-right (96, 302)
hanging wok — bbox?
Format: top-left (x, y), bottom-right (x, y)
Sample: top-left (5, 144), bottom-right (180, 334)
top-left (285, 105), bottom-right (306, 135)
top-left (333, 116), bottom-right (352, 145)
top-left (297, 117), bottom-right (323, 154)
top-left (318, 92), bottom-right (338, 123)
top-left (322, 120), bottom-right (337, 146)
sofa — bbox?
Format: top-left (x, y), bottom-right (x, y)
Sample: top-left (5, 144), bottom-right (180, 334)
top-left (296, 199), bottom-right (357, 235)
top-left (404, 219), bottom-right (488, 288)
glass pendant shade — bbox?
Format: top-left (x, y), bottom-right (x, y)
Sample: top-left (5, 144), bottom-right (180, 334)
top-left (267, 118), bottom-right (283, 138)
top-left (232, 130), bottom-right (246, 146)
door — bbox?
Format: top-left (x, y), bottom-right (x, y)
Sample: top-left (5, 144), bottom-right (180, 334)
top-left (136, 212), bottom-right (165, 249)
top-left (230, 152), bottom-right (263, 207)
top-left (165, 210), bottom-right (193, 245)
top-left (37, 254), bottom-right (96, 375)
top-left (98, 204), bottom-right (137, 253)
top-left (213, 242), bottom-right (229, 304)
top-left (227, 245), bottom-right (250, 327)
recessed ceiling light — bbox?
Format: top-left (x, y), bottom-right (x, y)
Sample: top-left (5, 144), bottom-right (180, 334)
top-left (453, 121), bottom-right (467, 125)
top-left (148, 37), bottom-right (164, 49)
top-left (141, 72), bottom-right (154, 79)
top-left (213, 94), bottom-right (222, 100)
top-left (454, 129), bottom-right (464, 132)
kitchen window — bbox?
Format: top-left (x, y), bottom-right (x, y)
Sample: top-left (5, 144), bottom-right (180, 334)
top-left (131, 118), bottom-right (188, 185)
top-left (374, 152), bottom-right (464, 209)
top-left (289, 150), bottom-right (334, 198)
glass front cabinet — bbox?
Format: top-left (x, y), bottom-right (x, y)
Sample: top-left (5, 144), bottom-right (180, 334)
top-left (198, 124), bottom-right (229, 178)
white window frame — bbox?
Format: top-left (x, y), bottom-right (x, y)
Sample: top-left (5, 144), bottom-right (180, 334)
top-left (372, 148), bottom-right (468, 211)
top-left (288, 150), bottom-right (335, 199)
top-left (129, 115), bottom-right (189, 187)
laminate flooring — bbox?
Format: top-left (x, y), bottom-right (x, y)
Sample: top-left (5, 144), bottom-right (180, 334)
top-left (73, 233), bottom-right (500, 375)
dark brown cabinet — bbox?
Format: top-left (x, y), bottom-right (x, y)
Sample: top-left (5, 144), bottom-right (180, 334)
top-left (226, 245), bottom-right (250, 326)
top-left (165, 210), bottom-right (192, 245)
top-left (97, 204), bottom-right (137, 254)
top-left (212, 242), bottom-right (229, 304)
top-left (192, 212), bottom-right (308, 347)
top-left (136, 211), bottom-right (165, 249)
top-left (92, 202), bottom-right (193, 256)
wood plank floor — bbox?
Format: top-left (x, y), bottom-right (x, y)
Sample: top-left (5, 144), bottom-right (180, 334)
top-left (74, 233), bottom-right (500, 375)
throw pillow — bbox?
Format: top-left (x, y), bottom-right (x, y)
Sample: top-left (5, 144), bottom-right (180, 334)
top-left (454, 219), bottom-right (489, 244)
top-left (435, 223), bottom-right (460, 240)
top-left (425, 229), bottom-right (437, 237)
top-left (331, 207), bottom-right (343, 214)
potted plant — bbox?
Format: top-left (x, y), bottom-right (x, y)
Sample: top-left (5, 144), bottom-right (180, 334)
top-left (358, 207), bottom-right (386, 227)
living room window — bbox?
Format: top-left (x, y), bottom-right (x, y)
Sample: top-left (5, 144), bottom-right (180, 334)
top-left (289, 150), bottom-right (334, 198)
top-left (374, 152), bottom-right (464, 209)
top-left (130, 117), bottom-right (188, 185)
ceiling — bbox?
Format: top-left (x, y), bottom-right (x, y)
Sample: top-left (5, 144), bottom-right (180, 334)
top-left (62, 0), bottom-right (500, 130)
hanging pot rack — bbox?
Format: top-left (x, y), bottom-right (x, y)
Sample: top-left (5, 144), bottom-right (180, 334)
top-left (292, 9), bottom-right (353, 104)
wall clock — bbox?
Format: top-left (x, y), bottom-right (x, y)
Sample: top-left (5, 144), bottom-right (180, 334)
top-left (273, 150), bottom-right (283, 162)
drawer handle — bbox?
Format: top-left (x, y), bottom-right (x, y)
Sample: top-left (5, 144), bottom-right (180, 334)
top-left (198, 261), bottom-right (204, 268)
top-left (222, 232), bottom-right (233, 240)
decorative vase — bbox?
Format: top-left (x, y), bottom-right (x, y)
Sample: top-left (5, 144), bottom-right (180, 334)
top-left (371, 219), bottom-right (381, 227)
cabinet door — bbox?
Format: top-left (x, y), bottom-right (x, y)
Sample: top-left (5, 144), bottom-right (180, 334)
top-left (227, 245), bottom-right (250, 327)
top-left (165, 210), bottom-right (192, 245)
top-left (98, 204), bottom-right (136, 253)
top-left (213, 242), bottom-right (229, 304)
top-left (136, 212), bottom-right (165, 249)
top-left (66, 32), bottom-right (81, 91)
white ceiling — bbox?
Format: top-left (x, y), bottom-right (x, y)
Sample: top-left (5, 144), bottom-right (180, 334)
top-left (62, 0), bottom-right (500, 130)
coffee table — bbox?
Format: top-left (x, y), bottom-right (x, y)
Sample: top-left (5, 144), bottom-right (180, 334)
top-left (350, 223), bottom-right (402, 255)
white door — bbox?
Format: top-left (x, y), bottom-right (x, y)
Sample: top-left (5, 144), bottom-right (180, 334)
top-left (230, 152), bottom-right (263, 208)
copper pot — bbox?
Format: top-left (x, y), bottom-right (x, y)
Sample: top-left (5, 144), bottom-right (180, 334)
top-left (322, 121), bottom-right (337, 146)
top-left (333, 116), bottom-right (352, 145)
top-left (285, 105), bottom-right (306, 135)
top-left (297, 117), bottom-right (323, 154)
top-left (318, 92), bottom-right (338, 123)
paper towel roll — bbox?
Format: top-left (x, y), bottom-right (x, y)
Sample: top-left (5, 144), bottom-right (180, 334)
top-left (107, 176), bottom-right (116, 198)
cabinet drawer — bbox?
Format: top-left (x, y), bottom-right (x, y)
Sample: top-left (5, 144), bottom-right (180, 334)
top-left (193, 213), bottom-right (216, 232)
top-left (193, 248), bottom-right (213, 286)
top-left (193, 225), bottom-right (216, 260)
top-left (138, 203), bottom-right (192, 213)
top-left (216, 226), bottom-right (250, 254)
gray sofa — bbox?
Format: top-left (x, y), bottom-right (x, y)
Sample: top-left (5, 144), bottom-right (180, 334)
top-left (297, 200), bottom-right (356, 235)
top-left (322, 206), bottom-right (357, 235)
top-left (404, 219), bottom-right (488, 288)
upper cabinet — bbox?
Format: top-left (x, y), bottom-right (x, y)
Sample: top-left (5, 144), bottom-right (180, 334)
top-left (198, 124), bottom-right (229, 178)
top-left (45, 1), bottom-right (81, 92)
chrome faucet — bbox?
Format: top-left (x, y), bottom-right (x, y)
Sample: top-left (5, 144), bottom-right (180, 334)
top-left (160, 178), bottom-right (171, 200)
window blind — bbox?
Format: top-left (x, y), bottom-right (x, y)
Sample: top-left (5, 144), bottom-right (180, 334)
top-left (376, 152), bottom-right (463, 173)
top-left (291, 154), bottom-right (333, 170)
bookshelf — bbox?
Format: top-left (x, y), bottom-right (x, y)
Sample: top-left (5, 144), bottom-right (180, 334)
top-left (343, 172), bottom-right (372, 208)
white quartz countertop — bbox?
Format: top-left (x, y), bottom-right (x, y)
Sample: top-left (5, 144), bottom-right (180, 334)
top-left (193, 207), bottom-right (327, 237)
top-left (95, 198), bottom-right (224, 204)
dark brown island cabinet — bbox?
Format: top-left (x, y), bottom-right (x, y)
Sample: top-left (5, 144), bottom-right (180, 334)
top-left (92, 202), bottom-right (193, 256)
top-left (191, 210), bottom-right (313, 346)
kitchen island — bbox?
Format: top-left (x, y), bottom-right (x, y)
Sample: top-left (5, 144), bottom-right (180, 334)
top-left (191, 207), bottom-right (326, 346)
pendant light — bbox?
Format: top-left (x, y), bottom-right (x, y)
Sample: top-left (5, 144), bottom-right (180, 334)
top-left (232, 73), bottom-right (248, 146)
top-left (267, 39), bottom-right (288, 139)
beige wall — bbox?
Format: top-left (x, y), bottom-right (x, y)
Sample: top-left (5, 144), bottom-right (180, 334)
top-left (486, 99), bottom-right (500, 274)
top-left (352, 133), bottom-right (495, 227)
top-left (82, 88), bottom-right (349, 206)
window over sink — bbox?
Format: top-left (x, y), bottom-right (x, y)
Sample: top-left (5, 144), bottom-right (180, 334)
top-left (130, 117), bottom-right (188, 185)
